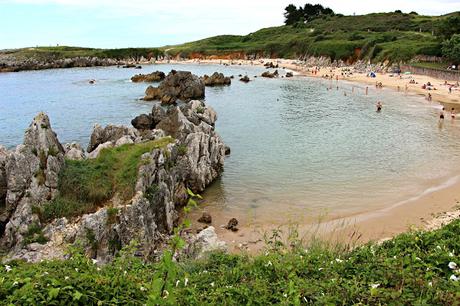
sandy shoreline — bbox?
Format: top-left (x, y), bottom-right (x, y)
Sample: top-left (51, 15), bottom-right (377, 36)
top-left (163, 57), bottom-right (460, 252)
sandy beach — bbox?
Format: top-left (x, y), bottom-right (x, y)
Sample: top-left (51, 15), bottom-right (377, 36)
top-left (161, 57), bottom-right (460, 252)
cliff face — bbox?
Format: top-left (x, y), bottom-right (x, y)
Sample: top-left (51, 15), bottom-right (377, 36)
top-left (0, 101), bottom-right (226, 263)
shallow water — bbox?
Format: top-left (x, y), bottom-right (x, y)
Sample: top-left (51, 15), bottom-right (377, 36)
top-left (1, 64), bottom-right (460, 224)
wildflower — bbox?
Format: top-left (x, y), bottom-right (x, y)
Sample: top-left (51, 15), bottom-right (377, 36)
top-left (303, 297), bottom-right (308, 303)
top-left (210, 282), bottom-right (215, 287)
top-left (265, 261), bottom-right (273, 267)
top-left (448, 262), bottom-right (457, 270)
top-left (176, 280), bottom-right (180, 287)
top-left (415, 257), bottom-right (421, 261)
top-left (449, 252), bottom-right (455, 257)
top-left (184, 278), bottom-right (189, 287)
top-left (64, 276), bottom-right (69, 280)
top-left (304, 249), bottom-right (309, 253)
top-left (13, 281), bottom-right (18, 287)
top-left (436, 245), bottom-right (442, 250)
top-left (91, 259), bottom-right (98, 265)
top-left (140, 286), bottom-right (147, 292)
top-left (124, 271), bottom-right (127, 275)
top-left (44, 271), bottom-right (49, 275)
top-left (318, 268), bottom-right (323, 271)
top-left (163, 290), bottom-right (169, 298)
top-left (450, 275), bottom-right (459, 281)
top-left (96, 267), bottom-right (101, 271)
top-left (4, 265), bottom-right (12, 272)
top-left (335, 258), bottom-right (343, 263)
top-left (283, 293), bottom-right (288, 298)
top-left (370, 284), bottom-right (380, 289)
top-left (75, 268), bottom-right (79, 272)
top-left (428, 281), bottom-right (433, 287)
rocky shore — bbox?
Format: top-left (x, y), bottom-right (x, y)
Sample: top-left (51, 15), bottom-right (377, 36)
top-left (0, 91), bottom-right (229, 262)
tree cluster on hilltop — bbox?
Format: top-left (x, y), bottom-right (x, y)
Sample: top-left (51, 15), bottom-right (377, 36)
top-left (284, 3), bottom-right (335, 25)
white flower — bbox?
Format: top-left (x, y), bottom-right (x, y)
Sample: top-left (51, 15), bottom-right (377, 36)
top-left (140, 286), bottom-right (147, 292)
top-left (335, 258), bottom-right (343, 263)
top-left (415, 257), bottom-right (421, 261)
top-left (176, 280), bottom-right (180, 287)
top-left (318, 268), bottom-right (323, 271)
top-left (75, 268), bottom-right (79, 272)
top-left (96, 267), bottom-right (101, 271)
top-left (428, 281), bottom-right (433, 287)
top-left (124, 271), bottom-right (127, 275)
top-left (283, 293), bottom-right (288, 298)
top-left (436, 246), bottom-right (442, 250)
top-left (44, 272), bottom-right (49, 275)
top-left (91, 259), bottom-right (98, 265)
top-left (370, 284), bottom-right (380, 289)
top-left (449, 252), bottom-right (455, 257)
top-left (393, 256), bottom-right (397, 259)
top-left (184, 278), bottom-right (189, 287)
top-left (4, 265), bottom-right (12, 272)
top-left (210, 282), bottom-right (214, 287)
top-left (304, 249), bottom-right (309, 253)
top-left (265, 261), bottom-right (272, 267)
top-left (448, 262), bottom-right (457, 270)
top-left (450, 275), bottom-right (459, 281)
top-left (13, 281), bottom-right (18, 287)
top-left (64, 276), bottom-right (69, 280)
top-left (163, 290), bottom-right (169, 298)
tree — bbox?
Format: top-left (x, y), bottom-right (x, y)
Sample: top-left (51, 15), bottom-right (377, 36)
top-left (284, 4), bottom-right (303, 25)
top-left (437, 16), bottom-right (460, 39)
top-left (442, 34), bottom-right (460, 64)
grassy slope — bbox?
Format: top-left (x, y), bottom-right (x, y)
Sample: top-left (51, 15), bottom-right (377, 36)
top-left (1, 46), bottom-right (164, 62)
top-left (2, 219), bottom-right (460, 304)
top-left (164, 12), bottom-right (459, 62)
top-left (40, 138), bottom-right (173, 222)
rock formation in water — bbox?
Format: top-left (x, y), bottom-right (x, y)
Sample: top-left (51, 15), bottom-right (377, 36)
top-left (239, 75), bottom-right (251, 83)
top-left (143, 70), bottom-right (205, 104)
top-left (0, 100), bottom-right (227, 262)
top-left (131, 71), bottom-right (166, 83)
top-left (261, 70), bottom-right (279, 78)
top-left (202, 72), bottom-right (231, 86)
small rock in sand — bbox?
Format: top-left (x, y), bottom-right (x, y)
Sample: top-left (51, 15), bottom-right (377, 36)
top-left (198, 212), bottom-right (212, 224)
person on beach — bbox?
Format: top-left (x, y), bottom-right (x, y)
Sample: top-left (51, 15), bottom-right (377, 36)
top-left (427, 93), bottom-right (432, 101)
top-left (451, 108), bottom-right (456, 119)
top-left (376, 101), bottom-right (382, 112)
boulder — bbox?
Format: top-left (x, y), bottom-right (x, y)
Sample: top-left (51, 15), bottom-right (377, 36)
top-left (186, 226), bottom-right (227, 259)
top-left (87, 141), bottom-right (114, 159)
top-left (202, 72), bottom-right (231, 86)
top-left (198, 212), bottom-right (212, 224)
top-left (239, 75), bottom-right (251, 83)
top-left (143, 70), bottom-right (205, 104)
top-left (131, 71), bottom-right (165, 83)
top-left (64, 143), bottom-right (85, 160)
top-left (131, 114), bottom-right (154, 130)
top-left (261, 70), bottom-right (279, 78)
top-left (87, 124), bottom-right (138, 153)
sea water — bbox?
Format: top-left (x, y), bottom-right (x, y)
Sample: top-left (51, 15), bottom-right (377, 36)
top-left (1, 64), bottom-right (459, 224)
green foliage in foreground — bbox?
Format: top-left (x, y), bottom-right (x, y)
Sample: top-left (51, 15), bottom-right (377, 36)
top-left (2, 219), bottom-right (460, 305)
top-left (40, 138), bottom-right (173, 222)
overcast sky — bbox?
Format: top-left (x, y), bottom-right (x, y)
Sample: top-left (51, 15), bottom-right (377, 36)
top-left (1, 0), bottom-right (459, 49)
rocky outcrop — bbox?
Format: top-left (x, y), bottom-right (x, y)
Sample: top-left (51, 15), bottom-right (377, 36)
top-left (0, 55), bottom-right (120, 73)
top-left (1, 101), bottom-right (227, 263)
top-left (261, 70), bottom-right (279, 78)
top-left (0, 113), bottom-right (65, 250)
top-left (64, 143), bottom-right (85, 160)
top-left (202, 72), bottom-right (231, 86)
top-left (131, 71), bottom-right (165, 83)
top-left (131, 114), bottom-right (154, 130)
top-left (240, 75), bottom-right (251, 83)
top-left (264, 62), bottom-right (278, 69)
top-left (185, 226), bottom-right (227, 259)
top-left (143, 70), bottom-right (205, 104)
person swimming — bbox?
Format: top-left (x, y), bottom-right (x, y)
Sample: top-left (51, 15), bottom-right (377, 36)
top-left (376, 101), bottom-right (382, 112)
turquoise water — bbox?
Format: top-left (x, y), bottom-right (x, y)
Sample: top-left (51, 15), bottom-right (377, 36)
top-left (1, 64), bottom-right (460, 223)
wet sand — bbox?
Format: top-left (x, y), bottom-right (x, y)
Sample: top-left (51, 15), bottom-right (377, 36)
top-left (162, 58), bottom-right (460, 252)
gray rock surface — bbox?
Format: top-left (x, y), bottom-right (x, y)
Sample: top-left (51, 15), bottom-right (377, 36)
top-left (143, 70), bottom-right (205, 104)
top-left (202, 72), bottom-right (231, 86)
top-left (185, 226), bottom-right (227, 259)
top-left (87, 124), bottom-right (138, 153)
top-left (131, 71), bottom-right (165, 83)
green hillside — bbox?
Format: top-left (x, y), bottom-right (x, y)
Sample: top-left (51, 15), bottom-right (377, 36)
top-left (163, 12), bottom-right (460, 63)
